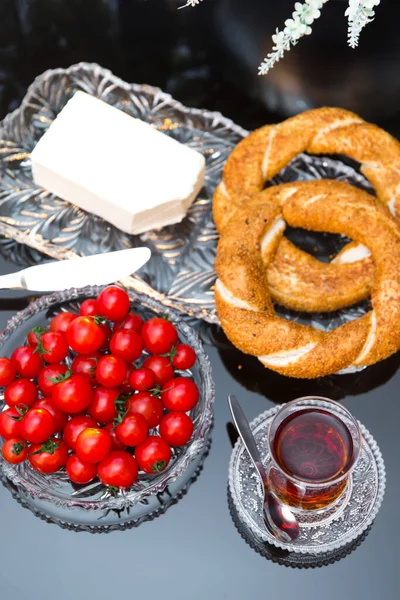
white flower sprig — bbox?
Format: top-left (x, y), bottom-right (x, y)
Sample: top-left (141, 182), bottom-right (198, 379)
top-left (258, 0), bottom-right (329, 76)
top-left (184, 0), bottom-right (383, 76)
top-left (345, 0), bottom-right (381, 48)
top-left (178, 0), bottom-right (203, 8)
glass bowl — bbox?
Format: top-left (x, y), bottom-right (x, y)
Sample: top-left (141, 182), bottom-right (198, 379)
top-left (0, 286), bottom-right (214, 529)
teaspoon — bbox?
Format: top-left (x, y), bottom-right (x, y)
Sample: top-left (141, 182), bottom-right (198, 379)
top-left (228, 394), bottom-right (300, 543)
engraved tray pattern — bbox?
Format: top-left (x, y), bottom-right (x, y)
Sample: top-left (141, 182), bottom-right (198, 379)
top-left (0, 62), bottom-right (375, 326)
top-left (228, 405), bottom-right (386, 554)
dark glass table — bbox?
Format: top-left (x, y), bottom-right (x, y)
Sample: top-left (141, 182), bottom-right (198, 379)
top-left (0, 2), bottom-right (399, 598)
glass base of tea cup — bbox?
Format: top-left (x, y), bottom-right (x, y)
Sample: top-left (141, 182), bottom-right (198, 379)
top-left (267, 463), bottom-right (352, 519)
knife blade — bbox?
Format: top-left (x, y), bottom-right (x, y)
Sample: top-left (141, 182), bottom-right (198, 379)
top-left (0, 247), bottom-right (151, 292)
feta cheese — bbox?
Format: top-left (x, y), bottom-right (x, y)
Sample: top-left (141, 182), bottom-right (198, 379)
top-left (31, 91), bottom-right (206, 234)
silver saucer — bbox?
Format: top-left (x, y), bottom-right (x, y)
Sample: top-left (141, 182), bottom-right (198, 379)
top-left (228, 405), bottom-right (386, 554)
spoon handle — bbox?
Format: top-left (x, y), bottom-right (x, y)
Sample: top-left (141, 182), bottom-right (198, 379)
top-left (228, 394), bottom-right (268, 485)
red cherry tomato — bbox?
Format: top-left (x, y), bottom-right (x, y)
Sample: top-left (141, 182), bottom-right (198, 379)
top-left (142, 355), bottom-right (174, 386)
top-left (4, 378), bottom-right (38, 409)
top-left (126, 392), bottom-right (164, 428)
top-left (71, 352), bottom-right (101, 387)
top-left (79, 298), bottom-right (99, 317)
top-left (34, 398), bottom-right (68, 434)
top-left (37, 331), bottom-right (69, 364)
top-left (113, 312), bottom-right (144, 334)
top-left (116, 414), bottom-right (148, 447)
top-left (121, 364), bottom-right (134, 393)
top-left (96, 355), bottom-right (127, 388)
top-left (135, 436), bottom-right (171, 474)
top-left (104, 423), bottom-right (127, 450)
top-left (97, 286), bottom-right (130, 322)
top-left (38, 364), bottom-right (69, 397)
top-left (29, 439), bottom-right (68, 473)
top-left (66, 454), bottom-right (97, 484)
top-left (66, 316), bottom-right (104, 354)
top-left (110, 330), bottom-right (143, 362)
top-left (11, 346), bottom-right (42, 378)
top-left (141, 318), bottom-right (178, 354)
top-left (129, 367), bottom-right (156, 391)
top-left (172, 344), bottom-right (196, 370)
top-left (87, 387), bottom-right (119, 424)
top-left (97, 451), bottom-right (138, 488)
top-left (19, 408), bottom-right (55, 443)
top-left (159, 412), bottom-right (194, 447)
top-left (49, 311), bottom-right (77, 333)
top-left (52, 374), bottom-right (92, 414)
top-left (0, 407), bottom-right (21, 439)
top-left (63, 415), bottom-right (97, 451)
top-left (76, 427), bottom-right (112, 464)
top-left (2, 438), bottom-right (28, 464)
top-left (27, 327), bottom-right (46, 347)
top-left (161, 377), bottom-right (199, 412)
top-left (0, 357), bottom-right (17, 386)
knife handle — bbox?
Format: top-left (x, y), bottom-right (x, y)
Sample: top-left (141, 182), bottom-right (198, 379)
top-left (0, 272), bottom-right (24, 290)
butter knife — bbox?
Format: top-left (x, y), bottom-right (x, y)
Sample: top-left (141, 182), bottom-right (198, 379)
top-left (0, 247), bottom-right (151, 292)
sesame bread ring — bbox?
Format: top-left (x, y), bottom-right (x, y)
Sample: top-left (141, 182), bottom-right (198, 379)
top-left (213, 107), bottom-right (400, 312)
top-left (215, 180), bottom-right (400, 378)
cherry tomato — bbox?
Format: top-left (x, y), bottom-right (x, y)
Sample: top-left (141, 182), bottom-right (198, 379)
top-left (161, 377), bottom-right (199, 412)
top-left (29, 439), bottom-right (68, 474)
top-left (0, 357), bottom-right (17, 386)
top-left (87, 387), bottom-right (119, 424)
top-left (19, 407), bottom-right (55, 443)
top-left (52, 374), bottom-right (92, 414)
top-left (0, 407), bottom-right (21, 439)
top-left (135, 436), bottom-right (171, 474)
top-left (11, 346), bottom-right (42, 378)
top-left (159, 412), bottom-right (194, 447)
top-left (97, 451), bottom-right (138, 488)
top-left (121, 364), bottom-right (134, 393)
top-left (34, 398), bottom-right (68, 434)
top-left (76, 427), bottom-right (112, 464)
top-left (79, 298), bottom-right (99, 317)
top-left (38, 364), bottom-right (69, 397)
top-left (66, 454), bottom-right (97, 484)
top-left (142, 355), bottom-right (174, 386)
top-left (96, 355), bottom-right (127, 388)
top-left (97, 286), bottom-right (130, 322)
top-left (99, 323), bottom-right (112, 350)
top-left (4, 378), bottom-right (38, 409)
top-left (27, 326), bottom-right (46, 347)
top-left (2, 438), bottom-right (28, 464)
top-left (66, 316), bottom-right (104, 354)
top-left (172, 344), bottom-right (196, 370)
top-left (63, 415), bottom-right (97, 451)
top-left (38, 331), bottom-right (69, 364)
top-left (110, 330), bottom-right (143, 362)
top-left (104, 423), bottom-right (127, 450)
top-left (71, 352), bottom-right (101, 387)
top-left (50, 311), bottom-right (77, 333)
top-left (126, 392), bottom-right (164, 428)
top-left (141, 318), bottom-right (178, 354)
top-left (116, 414), bottom-right (148, 447)
top-left (129, 367), bottom-right (156, 391)
top-left (113, 312), bottom-right (144, 334)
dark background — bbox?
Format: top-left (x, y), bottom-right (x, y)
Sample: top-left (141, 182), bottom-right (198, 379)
top-left (0, 1), bottom-right (399, 599)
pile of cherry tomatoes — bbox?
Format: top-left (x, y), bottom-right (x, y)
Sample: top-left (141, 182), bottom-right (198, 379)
top-left (0, 286), bottom-right (200, 490)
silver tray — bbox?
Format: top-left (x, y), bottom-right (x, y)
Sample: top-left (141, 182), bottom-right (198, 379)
top-left (0, 62), bottom-right (374, 327)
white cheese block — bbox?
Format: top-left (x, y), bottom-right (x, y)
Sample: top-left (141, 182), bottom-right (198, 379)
top-left (31, 91), bottom-right (206, 234)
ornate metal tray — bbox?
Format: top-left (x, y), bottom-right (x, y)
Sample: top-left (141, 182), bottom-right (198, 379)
top-left (0, 62), bottom-right (374, 327)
